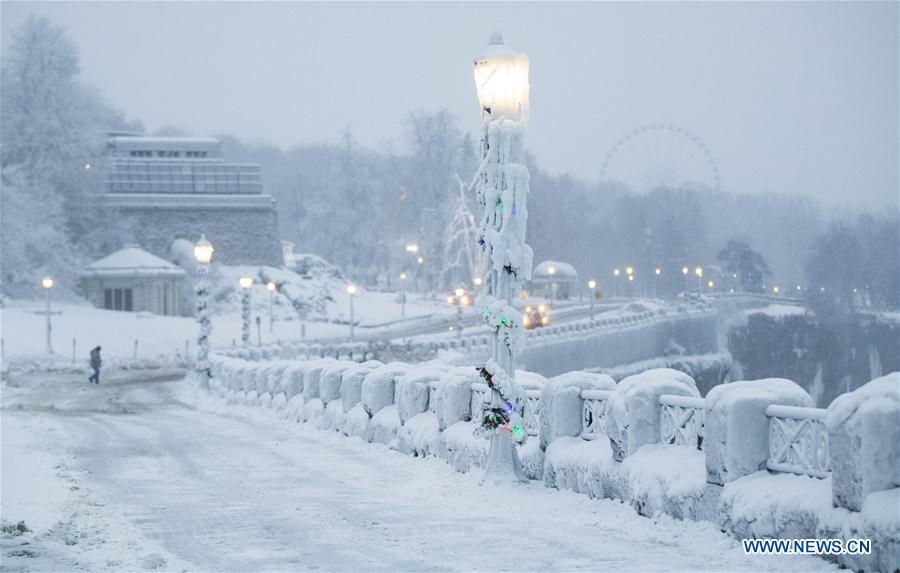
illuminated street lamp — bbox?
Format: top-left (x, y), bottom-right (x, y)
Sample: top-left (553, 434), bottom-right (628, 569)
top-left (451, 286), bottom-right (467, 337)
top-left (682, 266), bottom-right (689, 295)
top-left (695, 266), bottom-right (703, 291)
top-left (42, 276), bottom-right (54, 354)
top-left (708, 280), bottom-right (715, 290)
top-left (548, 265), bottom-right (557, 302)
top-left (406, 243), bottom-right (419, 254)
top-left (400, 272), bottom-right (408, 318)
top-left (654, 267), bottom-right (662, 298)
top-left (473, 31), bottom-right (531, 483)
top-left (239, 276), bottom-right (253, 347)
top-left (347, 284), bottom-right (357, 341)
top-left (266, 281), bottom-right (277, 334)
top-left (193, 235), bottom-right (214, 387)
top-left (613, 268), bottom-right (621, 298)
top-left (588, 279), bottom-right (597, 320)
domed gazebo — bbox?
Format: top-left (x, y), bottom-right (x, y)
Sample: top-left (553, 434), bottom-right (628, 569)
top-left (531, 260), bottom-right (579, 300)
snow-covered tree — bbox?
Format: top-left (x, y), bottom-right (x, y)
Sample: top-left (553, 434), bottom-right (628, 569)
top-left (440, 175), bottom-right (480, 289)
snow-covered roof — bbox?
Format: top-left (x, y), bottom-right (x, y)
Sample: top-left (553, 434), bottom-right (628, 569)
top-left (83, 246), bottom-right (185, 278)
top-left (532, 260), bottom-right (578, 280)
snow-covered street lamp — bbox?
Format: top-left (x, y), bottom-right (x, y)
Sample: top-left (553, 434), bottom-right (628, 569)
top-left (655, 267), bottom-right (662, 298)
top-left (472, 31), bottom-right (532, 484)
top-left (587, 279), bottom-right (597, 320)
top-left (695, 266), bottom-right (703, 292)
top-left (239, 276), bottom-right (253, 347)
top-left (266, 281), bottom-right (277, 334)
top-left (399, 272), bottom-right (408, 318)
top-left (193, 235), bottom-right (214, 387)
top-left (548, 265), bottom-right (557, 302)
top-left (41, 276), bottom-right (54, 354)
top-left (682, 266), bottom-right (689, 295)
top-left (346, 284), bottom-right (357, 341)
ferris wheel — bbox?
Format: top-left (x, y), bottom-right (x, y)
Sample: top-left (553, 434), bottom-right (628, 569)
top-left (600, 124), bottom-right (721, 193)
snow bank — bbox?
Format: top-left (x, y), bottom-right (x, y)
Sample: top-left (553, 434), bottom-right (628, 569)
top-left (540, 371), bottom-right (615, 450)
top-left (398, 411), bottom-right (443, 458)
top-left (705, 378), bottom-right (812, 485)
top-left (606, 368), bottom-right (699, 461)
top-left (319, 361), bottom-right (356, 403)
top-left (826, 373), bottom-right (900, 511)
top-left (370, 405), bottom-right (401, 447)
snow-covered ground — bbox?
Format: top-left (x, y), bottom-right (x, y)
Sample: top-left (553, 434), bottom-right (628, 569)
top-left (1, 371), bottom-right (834, 572)
top-left (1, 292), bottom-right (459, 365)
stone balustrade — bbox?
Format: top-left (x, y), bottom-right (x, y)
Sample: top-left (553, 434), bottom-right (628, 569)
top-left (203, 353), bottom-right (898, 571)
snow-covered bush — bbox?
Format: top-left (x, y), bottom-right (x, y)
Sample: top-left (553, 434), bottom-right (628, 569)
top-left (302, 358), bottom-right (335, 401)
top-left (606, 368), bottom-right (698, 461)
top-left (540, 371), bottom-right (615, 450)
top-left (826, 372), bottom-right (900, 511)
top-left (396, 366), bottom-right (447, 424)
top-left (436, 366), bottom-right (479, 431)
top-left (705, 378), bottom-right (812, 485)
top-left (361, 362), bottom-right (409, 417)
top-left (340, 361), bottom-right (381, 413)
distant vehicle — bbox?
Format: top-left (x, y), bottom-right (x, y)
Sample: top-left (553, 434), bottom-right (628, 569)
top-left (514, 297), bottom-right (550, 329)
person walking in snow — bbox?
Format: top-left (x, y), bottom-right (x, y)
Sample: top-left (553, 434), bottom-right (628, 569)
top-left (88, 346), bottom-right (102, 384)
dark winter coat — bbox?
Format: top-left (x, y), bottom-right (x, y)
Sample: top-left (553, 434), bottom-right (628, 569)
top-left (90, 348), bottom-right (102, 369)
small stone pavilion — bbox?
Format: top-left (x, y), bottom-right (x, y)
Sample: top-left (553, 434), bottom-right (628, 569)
top-left (81, 245), bottom-right (186, 316)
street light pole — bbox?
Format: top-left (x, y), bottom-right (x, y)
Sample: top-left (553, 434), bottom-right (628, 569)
top-left (193, 235), bottom-right (214, 388)
top-left (473, 32), bottom-right (531, 484)
top-left (347, 284), bottom-right (357, 341)
top-left (613, 268), bottom-right (621, 298)
top-left (266, 281), bottom-right (276, 334)
top-left (400, 272), bottom-right (407, 318)
top-left (588, 280), bottom-right (596, 321)
top-left (239, 276), bottom-right (253, 347)
top-left (42, 277), bottom-right (54, 354)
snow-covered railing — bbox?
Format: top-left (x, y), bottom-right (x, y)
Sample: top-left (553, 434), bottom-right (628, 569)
top-left (427, 380), bottom-right (440, 414)
top-left (659, 394), bottom-right (706, 450)
top-left (765, 404), bottom-right (831, 479)
top-left (581, 389), bottom-right (613, 440)
top-left (523, 389), bottom-right (541, 436)
top-left (469, 382), bottom-right (491, 420)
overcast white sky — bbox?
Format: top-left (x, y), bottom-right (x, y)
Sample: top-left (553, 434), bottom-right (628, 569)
top-left (2, 1), bottom-right (898, 208)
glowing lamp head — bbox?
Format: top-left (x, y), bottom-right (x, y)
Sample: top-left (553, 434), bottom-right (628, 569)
top-left (239, 276), bottom-right (253, 289)
top-left (707, 280), bottom-right (714, 288)
top-left (417, 256), bottom-right (424, 264)
top-left (84, 162), bottom-right (92, 171)
top-left (347, 284), bottom-right (357, 295)
top-left (682, 266), bottom-right (689, 275)
top-left (547, 266), bottom-right (556, 276)
top-left (655, 268), bottom-right (661, 276)
top-left (473, 31), bottom-right (530, 122)
top-left (613, 268), bottom-right (621, 277)
top-left (473, 277), bottom-right (483, 286)
top-left (628, 275), bottom-right (634, 282)
top-left (42, 276), bottom-right (54, 289)
top-left (266, 281), bottom-right (276, 292)
top-left (695, 267), bottom-right (703, 277)
top-left (406, 243), bottom-right (419, 253)
top-left (796, 285), bottom-right (802, 291)
top-left (774, 286), bottom-right (780, 293)
top-left (193, 234), bottom-right (214, 264)
top-left (455, 287), bottom-right (465, 298)
top-left (588, 280), bottom-right (596, 289)
top-left (626, 267), bottom-right (634, 275)
top-left (400, 272), bottom-right (407, 281)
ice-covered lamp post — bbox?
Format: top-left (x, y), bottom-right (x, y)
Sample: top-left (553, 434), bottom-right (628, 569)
top-left (682, 266), bottom-right (689, 295)
top-left (239, 276), bottom-right (253, 347)
top-left (266, 281), bottom-right (276, 334)
top-left (613, 268), bottom-right (621, 298)
top-left (41, 276), bottom-right (54, 354)
top-left (588, 279), bottom-right (597, 320)
top-left (695, 266), bottom-right (703, 292)
top-left (193, 235), bottom-right (214, 388)
top-left (346, 284), bottom-right (357, 341)
top-left (399, 272), bottom-right (408, 318)
top-left (472, 31), bottom-right (532, 483)
top-left (655, 267), bottom-right (662, 298)
top-left (548, 265), bottom-right (557, 302)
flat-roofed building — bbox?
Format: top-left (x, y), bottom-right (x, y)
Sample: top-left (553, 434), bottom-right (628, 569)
top-left (97, 134), bottom-right (283, 265)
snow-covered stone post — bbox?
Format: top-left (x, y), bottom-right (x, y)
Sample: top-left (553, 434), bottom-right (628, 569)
top-left (239, 276), bottom-right (253, 347)
top-left (471, 32), bottom-right (533, 484)
top-left (193, 235), bottom-right (214, 389)
top-left (826, 373), bottom-right (899, 511)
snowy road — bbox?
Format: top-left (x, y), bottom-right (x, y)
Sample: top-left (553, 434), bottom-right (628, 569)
top-left (2, 373), bottom-right (833, 572)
